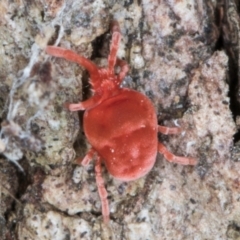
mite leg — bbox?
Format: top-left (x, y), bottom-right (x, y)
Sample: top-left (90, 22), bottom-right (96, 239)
top-left (79, 149), bottom-right (110, 222)
top-left (46, 46), bottom-right (103, 111)
top-left (64, 94), bottom-right (102, 111)
top-left (95, 155), bottom-right (110, 223)
top-left (46, 46), bottom-right (102, 91)
top-left (158, 125), bottom-right (182, 135)
top-left (116, 59), bottom-right (129, 85)
top-left (78, 147), bottom-right (96, 166)
top-left (108, 21), bottom-right (121, 74)
top-left (158, 142), bottom-right (196, 165)
top-left (46, 46), bottom-right (99, 79)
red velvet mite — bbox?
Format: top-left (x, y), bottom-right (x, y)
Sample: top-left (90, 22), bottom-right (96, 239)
top-left (46, 21), bottom-right (196, 223)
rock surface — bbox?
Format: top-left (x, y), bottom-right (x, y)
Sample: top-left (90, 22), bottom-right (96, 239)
top-left (0, 0), bottom-right (239, 239)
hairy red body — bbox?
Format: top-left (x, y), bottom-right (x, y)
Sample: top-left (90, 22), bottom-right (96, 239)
top-left (46, 21), bottom-right (196, 223)
top-left (84, 89), bottom-right (158, 181)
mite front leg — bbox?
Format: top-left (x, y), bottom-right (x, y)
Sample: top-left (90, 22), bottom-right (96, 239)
top-left (95, 156), bottom-right (110, 223)
top-left (116, 59), bottom-right (129, 85)
top-left (46, 46), bottom-right (99, 79)
top-left (158, 142), bottom-right (196, 165)
top-left (108, 21), bottom-right (121, 74)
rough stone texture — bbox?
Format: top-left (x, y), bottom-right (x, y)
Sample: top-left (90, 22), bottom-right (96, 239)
top-left (0, 158), bottom-right (18, 239)
top-left (0, 0), bottom-right (239, 239)
top-left (222, 0), bottom-right (240, 113)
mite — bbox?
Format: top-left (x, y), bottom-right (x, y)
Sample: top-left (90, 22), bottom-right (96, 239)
top-left (46, 21), bottom-right (196, 223)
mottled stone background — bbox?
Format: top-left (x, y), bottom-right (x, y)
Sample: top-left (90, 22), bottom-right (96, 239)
top-left (0, 0), bottom-right (240, 239)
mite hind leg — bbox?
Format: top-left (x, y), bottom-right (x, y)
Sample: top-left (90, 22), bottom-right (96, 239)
top-left (77, 149), bottom-right (110, 223)
top-left (95, 155), bottom-right (110, 223)
top-left (158, 125), bottom-right (196, 165)
top-left (158, 125), bottom-right (182, 135)
top-left (158, 142), bottom-right (196, 165)
top-left (77, 147), bottom-right (96, 166)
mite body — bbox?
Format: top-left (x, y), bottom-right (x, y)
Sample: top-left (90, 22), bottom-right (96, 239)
top-left (84, 89), bottom-right (158, 181)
